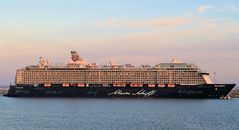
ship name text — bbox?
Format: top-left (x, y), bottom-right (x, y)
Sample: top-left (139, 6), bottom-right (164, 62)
top-left (108, 89), bottom-right (157, 97)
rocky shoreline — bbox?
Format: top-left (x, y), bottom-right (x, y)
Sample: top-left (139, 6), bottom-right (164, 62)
top-left (0, 88), bottom-right (8, 95)
top-left (229, 88), bottom-right (239, 98)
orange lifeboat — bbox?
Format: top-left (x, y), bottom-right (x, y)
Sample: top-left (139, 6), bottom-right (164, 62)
top-left (130, 83), bottom-right (143, 87)
top-left (113, 83), bottom-right (118, 87)
top-left (77, 83), bottom-right (85, 87)
top-left (44, 83), bottom-right (51, 88)
top-left (158, 84), bottom-right (165, 88)
top-left (62, 83), bottom-right (70, 87)
top-left (168, 84), bottom-right (175, 88)
top-left (121, 83), bottom-right (126, 87)
top-left (148, 84), bottom-right (155, 88)
top-left (113, 83), bottom-right (126, 87)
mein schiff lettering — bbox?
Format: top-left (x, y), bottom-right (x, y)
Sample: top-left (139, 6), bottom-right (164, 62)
top-left (108, 89), bottom-right (157, 97)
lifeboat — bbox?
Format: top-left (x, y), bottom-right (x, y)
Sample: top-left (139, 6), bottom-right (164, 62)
top-left (121, 83), bottom-right (126, 87)
top-left (44, 83), bottom-right (51, 88)
top-left (62, 83), bottom-right (70, 87)
top-left (168, 84), bottom-right (175, 88)
top-left (113, 83), bottom-right (126, 87)
top-left (148, 84), bottom-right (155, 88)
top-left (158, 84), bottom-right (165, 88)
top-left (130, 83), bottom-right (143, 87)
top-left (77, 83), bottom-right (85, 87)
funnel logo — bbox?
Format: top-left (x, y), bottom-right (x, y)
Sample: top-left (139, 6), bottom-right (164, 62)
top-left (71, 55), bottom-right (79, 62)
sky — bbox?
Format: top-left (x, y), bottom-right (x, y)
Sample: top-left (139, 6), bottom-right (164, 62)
top-left (0, 0), bottom-right (239, 86)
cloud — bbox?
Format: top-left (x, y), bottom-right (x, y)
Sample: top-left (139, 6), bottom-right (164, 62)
top-left (93, 17), bottom-right (193, 29)
top-left (197, 5), bottom-right (213, 13)
top-left (231, 5), bottom-right (239, 11)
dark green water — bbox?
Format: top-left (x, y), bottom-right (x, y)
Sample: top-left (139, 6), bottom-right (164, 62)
top-left (0, 96), bottom-right (239, 130)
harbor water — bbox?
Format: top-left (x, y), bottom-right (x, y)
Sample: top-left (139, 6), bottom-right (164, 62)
top-left (0, 96), bottom-right (239, 130)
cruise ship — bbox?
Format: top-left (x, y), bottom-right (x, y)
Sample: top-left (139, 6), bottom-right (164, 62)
top-left (5, 51), bottom-right (235, 98)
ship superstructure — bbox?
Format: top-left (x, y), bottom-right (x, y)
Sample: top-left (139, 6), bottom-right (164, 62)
top-left (16, 51), bottom-right (211, 86)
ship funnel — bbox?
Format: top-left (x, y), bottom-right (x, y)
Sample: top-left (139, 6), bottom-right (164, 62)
top-left (71, 51), bottom-right (83, 62)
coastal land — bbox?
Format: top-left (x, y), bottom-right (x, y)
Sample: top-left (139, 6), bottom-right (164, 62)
top-left (0, 88), bottom-right (7, 95)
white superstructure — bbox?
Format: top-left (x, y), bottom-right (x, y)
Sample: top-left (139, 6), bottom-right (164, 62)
top-left (15, 51), bottom-right (212, 85)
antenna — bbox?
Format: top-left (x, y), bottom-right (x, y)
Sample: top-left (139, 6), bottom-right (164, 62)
top-left (213, 72), bottom-right (216, 83)
top-left (109, 61), bottom-right (111, 65)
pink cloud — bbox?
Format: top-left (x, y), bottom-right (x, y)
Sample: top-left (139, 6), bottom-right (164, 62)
top-left (93, 17), bottom-right (193, 28)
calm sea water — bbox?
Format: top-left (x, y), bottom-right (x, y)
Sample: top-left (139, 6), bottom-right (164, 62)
top-left (0, 96), bottom-right (239, 130)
